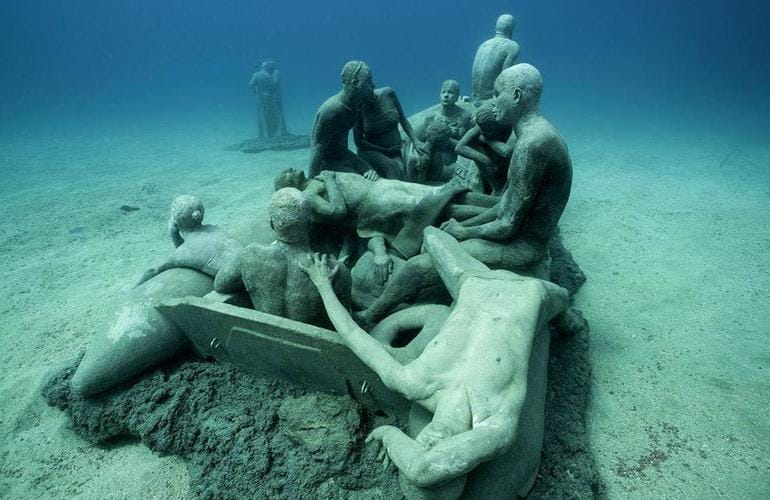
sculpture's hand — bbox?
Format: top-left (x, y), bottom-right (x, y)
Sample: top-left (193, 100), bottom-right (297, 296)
top-left (297, 253), bottom-right (339, 287)
top-left (316, 170), bottom-right (336, 182)
top-left (372, 252), bottom-right (393, 286)
top-left (440, 218), bottom-right (468, 240)
top-left (363, 169), bottom-right (381, 181)
top-left (366, 426), bottom-right (397, 469)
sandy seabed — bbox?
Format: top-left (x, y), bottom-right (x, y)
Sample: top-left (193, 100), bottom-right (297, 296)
top-left (0, 113), bottom-right (768, 499)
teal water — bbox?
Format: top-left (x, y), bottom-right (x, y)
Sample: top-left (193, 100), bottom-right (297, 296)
top-left (1, 1), bottom-right (768, 498)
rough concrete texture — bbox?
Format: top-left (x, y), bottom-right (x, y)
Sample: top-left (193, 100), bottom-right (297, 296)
top-left (43, 241), bottom-right (601, 499)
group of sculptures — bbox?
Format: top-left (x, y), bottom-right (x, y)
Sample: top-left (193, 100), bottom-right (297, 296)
top-left (68, 14), bottom-right (583, 499)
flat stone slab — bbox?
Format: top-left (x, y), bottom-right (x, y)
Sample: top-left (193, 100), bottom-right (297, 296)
top-left (226, 134), bottom-right (311, 153)
top-left (158, 296), bottom-right (410, 416)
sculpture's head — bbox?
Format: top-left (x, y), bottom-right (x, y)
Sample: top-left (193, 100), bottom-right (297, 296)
top-left (423, 116), bottom-right (453, 146)
top-left (439, 80), bottom-right (460, 106)
top-left (495, 14), bottom-right (515, 37)
top-left (341, 60), bottom-right (375, 104)
top-left (262, 60), bottom-right (277, 72)
top-left (170, 194), bottom-right (205, 229)
top-left (493, 63), bottom-right (542, 126)
top-left (475, 101), bottom-right (506, 136)
top-left (269, 188), bottom-right (311, 244)
top-left (274, 168), bottom-right (307, 191)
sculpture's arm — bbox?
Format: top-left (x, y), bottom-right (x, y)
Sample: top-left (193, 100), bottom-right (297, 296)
top-left (391, 89), bottom-right (427, 156)
top-left (368, 414), bottom-right (518, 488)
top-left (455, 126), bottom-right (495, 172)
top-left (482, 130), bottom-right (515, 159)
top-left (368, 235), bottom-right (393, 286)
top-left (299, 254), bottom-right (422, 399)
top-left (248, 72), bottom-right (258, 92)
top-left (308, 173), bottom-right (347, 220)
top-left (134, 259), bottom-right (177, 288)
top-left (308, 111), bottom-right (326, 178)
top-left (213, 252), bottom-right (244, 293)
top-left (168, 219), bottom-right (184, 248)
top-left (448, 145), bottom-right (542, 241)
top-left (503, 43), bottom-right (520, 70)
top-left (353, 115), bottom-right (390, 154)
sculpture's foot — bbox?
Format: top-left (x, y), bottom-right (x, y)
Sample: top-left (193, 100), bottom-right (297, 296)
top-left (553, 307), bottom-right (587, 336)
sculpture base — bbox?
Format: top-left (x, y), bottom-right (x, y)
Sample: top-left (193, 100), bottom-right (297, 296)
top-left (226, 134), bottom-right (311, 153)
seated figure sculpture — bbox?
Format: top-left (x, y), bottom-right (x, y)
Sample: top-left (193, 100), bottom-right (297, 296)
top-left (215, 187), bottom-right (350, 327)
top-left (299, 227), bottom-right (569, 498)
top-left (408, 80), bottom-right (473, 183)
top-left (135, 195), bottom-right (243, 287)
top-left (471, 14), bottom-right (520, 106)
top-left (309, 60), bottom-right (379, 179)
top-left (354, 86), bottom-right (428, 180)
top-left (358, 63), bottom-right (572, 327)
top-left (455, 101), bottom-right (515, 195)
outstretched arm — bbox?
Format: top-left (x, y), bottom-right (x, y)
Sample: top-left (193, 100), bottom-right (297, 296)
top-left (299, 254), bottom-right (422, 399)
top-left (134, 260), bottom-right (176, 288)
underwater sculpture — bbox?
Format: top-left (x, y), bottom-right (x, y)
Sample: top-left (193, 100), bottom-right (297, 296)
top-left (358, 63), bottom-right (572, 327)
top-left (215, 187), bottom-right (350, 327)
top-left (455, 101), bottom-right (515, 195)
top-left (309, 60), bottom-right (379, 179)
top-left (135, 194), bottom-right (242, 287)
top-left (354, 86), bottom-right (428, 180)
top-left (471, 14), bottom-right (520, 105)
top-left (250, 60), bottom-right (288, 139)
top-left (273, 168), bottom-right (497, 286)
top-left (300, 227), bottom-right (568, 498)
top-left (70, 268), bottom-right (214, 397)
top-left (407, 80), bottom-right (473, 183)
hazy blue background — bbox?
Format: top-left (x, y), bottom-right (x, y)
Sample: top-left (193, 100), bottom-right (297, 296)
top-left (2, 0), bottom-right (768, 142)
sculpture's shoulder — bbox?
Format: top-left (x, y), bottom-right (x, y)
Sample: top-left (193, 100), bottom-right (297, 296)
top-left (317, 95), bottom-right (346, 117)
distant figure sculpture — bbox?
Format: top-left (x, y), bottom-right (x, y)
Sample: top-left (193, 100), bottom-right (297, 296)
top-left (300, 227), bottom-right (569, 499)
top-left (309, 61), bottom-right (379, 179)
top-left (250, 60), bottom-right (288, 138)
top-left (215, 188), bottom-right (350, 326)
top-left (358, 63), bottom-right (572, 327)
top-left (409, 80), bottom-right (473, 183)
top-left (354, 87), bottom-right (428, 180)
top-left (455, 101), bottom-right (515, 195)
top-left (471, 14), bottom-right (520, 106)
top-left (135, 195), bottom-right (242, 287)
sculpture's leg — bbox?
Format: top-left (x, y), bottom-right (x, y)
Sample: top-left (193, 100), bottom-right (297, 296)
top-left (421, 227), bottom-right (489, 300)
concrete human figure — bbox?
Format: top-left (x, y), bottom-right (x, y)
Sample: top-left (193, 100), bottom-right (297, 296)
top-left (471, 14), bottom-right (520, 106)
top-left (273, 168), bottom-right (496, 286)
top-left (214, 188), bottom-right (350, 327)
top-left (409, 80), bottom-right (473, 183)
top-left (455, 101), bottom-right (515, 195)
top-left (249, 60), bottom-right (289, 138)
top-left (309, 61), bottom-right (379, 179)
top-left (357, 63), bottom-right (572, 327)
top-left (354, 86), bottom-right (428, 180)
top-left (135, 195), bottom-right (242, 287)
top-left (299, 227), bottom-right (569, 499)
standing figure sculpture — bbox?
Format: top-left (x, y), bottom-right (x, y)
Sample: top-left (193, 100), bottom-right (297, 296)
top-left (408, 80), bottom-right (473, 183)
top-left (358, 63), bottom-right (572, 327)
top-left (250, 60), bottom-right (289, 138)
top-left (471, 14), bottom-right (520, 106)
top-left (309, 60), bottom-right (379, 179)
top-left (354, 87), bottom-right (427, 180)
